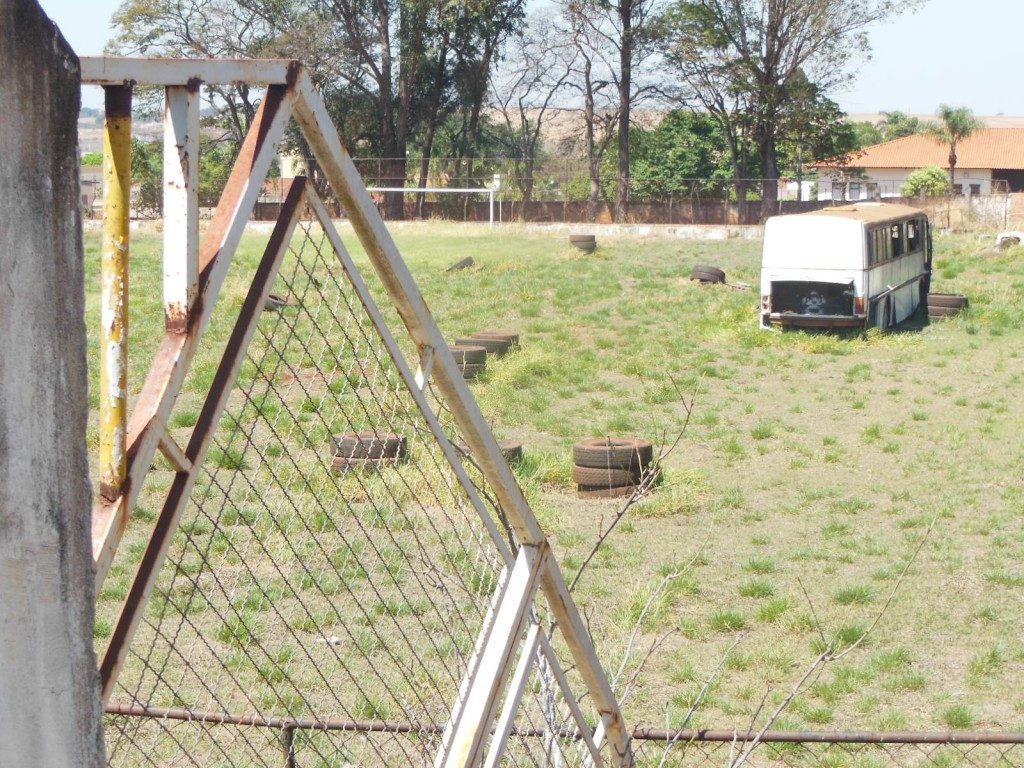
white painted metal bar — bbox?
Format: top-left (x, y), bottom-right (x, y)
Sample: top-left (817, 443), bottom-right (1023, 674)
top-left (92, 83), bottom-right (297, 588)
top-left (482, 623), bottom-right (541, 768)
top-left (437, 546), bottom-right (545, 768)
top-left (163, 84), bottom-right (200, 332)
top-left (537, 632), bottom-right (605, 767)
top-left (80, 56), bottom-right (294, 86)
top-left (157, 431), bottom-right (191, 474)
top-left (292, 71), bottom-right (632, 766)
top-left (98, 180), bottom-right (308, 703)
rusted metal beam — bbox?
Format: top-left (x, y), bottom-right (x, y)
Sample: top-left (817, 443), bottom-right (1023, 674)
top-left (91, 79), bottom-right (297, 591)
top-left (80, 56), bottom-right (295, 86)
top-left (98, 179), bottom-right (309, 703)
top-left (163, 83), bottom-right (200, 333)
top-left (99, 84), bottom-right (132, 503)
top-left (103, 704), bottom-right (1024, 747)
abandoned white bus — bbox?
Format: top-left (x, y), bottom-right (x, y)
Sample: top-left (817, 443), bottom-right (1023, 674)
top-left (760, 203), bottom-right (932, 330)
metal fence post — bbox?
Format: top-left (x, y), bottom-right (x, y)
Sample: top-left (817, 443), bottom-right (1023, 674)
top-left (99, 84), bottom-right (132, 501)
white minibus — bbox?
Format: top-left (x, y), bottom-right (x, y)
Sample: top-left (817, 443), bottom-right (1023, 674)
top-left (760, 203), bottom-right (932, 330)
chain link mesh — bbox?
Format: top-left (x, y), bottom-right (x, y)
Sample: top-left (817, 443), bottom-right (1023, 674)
top-left (101, 202), bottom-right (613, 766)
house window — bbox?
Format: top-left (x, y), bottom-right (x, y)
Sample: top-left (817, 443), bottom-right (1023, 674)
top-left (831, 182), bottom-right (845, 201)
top-left (952, 184), bottom-right (963, 196)
top-left (970, 183), bottom-right (981, 196)
top-left (848, 183), bottom-right (861, 200)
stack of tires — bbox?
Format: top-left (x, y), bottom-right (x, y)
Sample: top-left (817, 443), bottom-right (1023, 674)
top-left (454, 330), bottom-right (519, 358)
top-left (572, 437), bottom-right (654, 498)
top-left (331, 431), bottom-right (408, 473)
top-left (927, 293), bottom-right (968, 321)
top-left (448, 344), bottom-right (488, 379)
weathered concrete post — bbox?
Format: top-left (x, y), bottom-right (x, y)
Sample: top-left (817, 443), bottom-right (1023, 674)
top-left (0, 2), bottom-right (106, 765)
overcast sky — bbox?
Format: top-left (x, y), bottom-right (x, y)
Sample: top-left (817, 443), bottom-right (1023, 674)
top-left (40, 0), bottom-right (1024, 117)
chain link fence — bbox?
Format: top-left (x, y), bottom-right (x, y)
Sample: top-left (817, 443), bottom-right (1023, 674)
top-left (98, 201), bottom-right (609, 767)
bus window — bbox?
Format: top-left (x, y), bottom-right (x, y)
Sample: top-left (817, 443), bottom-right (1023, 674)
top-left (870, 228), bottom-right (890, 265)
top-left (890, 223), bottom-right (904, 257)
top-left (907, 220), bottom-right (920, 252)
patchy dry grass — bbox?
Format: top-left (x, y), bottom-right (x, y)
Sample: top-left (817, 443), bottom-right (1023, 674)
top-left (87, 223), bottom-right (1024, 735)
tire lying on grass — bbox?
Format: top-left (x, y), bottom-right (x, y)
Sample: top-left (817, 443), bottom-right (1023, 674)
top-left (927, 293), bottom-right (968, 320)
top-left (571, 464), bottom-right (639, 487)
top-left (448, 344), bottom-right (488, 365)
top-left (460, 362), bottom-right (487, 379)
top-left (576, 484), bottom-right (640, 499)
top-left (691, 265), bottom-right (726, 284)
top-left (455, 439), bottom-right (523, 464)
top-left (455, 336), bottom-right (511, 357)
top-left (331, 431), bottom-right (408, 459)
top-left (472, 330), bottom-right (520, 346)
top-left (570, 234), bottom-right (597, 252)
top-left (572, 437), bottom-right (654, 470)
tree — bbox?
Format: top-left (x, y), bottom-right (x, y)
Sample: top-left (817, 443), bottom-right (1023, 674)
top-left (567, 0), bottom-right (666, 221)
top-left (665, 0), bottom-right (924, 218)
top-left (878, 110), bottom-right (928, 141)
top-left (489, 17), bottom-right (576, 210)
top-left (629, 110), bottom-right (731, 199)
top-left (931, 104), bottom-right (983, 193)
top-left (562, 0), bottom-right (621, 219)
top-left (901, 166), bottom-right (949, 198)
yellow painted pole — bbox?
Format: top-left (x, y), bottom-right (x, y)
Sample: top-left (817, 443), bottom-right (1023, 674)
top-left (99, 85), bottom-right (132, 501)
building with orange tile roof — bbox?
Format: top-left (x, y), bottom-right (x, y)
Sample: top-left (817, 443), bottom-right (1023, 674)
top-left (809, 128), bottom-right (1024, 200)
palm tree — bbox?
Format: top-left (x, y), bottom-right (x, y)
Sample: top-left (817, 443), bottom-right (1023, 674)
top-left (931, 105), bottom-right (983, 193)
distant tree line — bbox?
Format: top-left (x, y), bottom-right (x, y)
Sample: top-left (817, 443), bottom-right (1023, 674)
top-left (109, 0), bottom-right (929, 220)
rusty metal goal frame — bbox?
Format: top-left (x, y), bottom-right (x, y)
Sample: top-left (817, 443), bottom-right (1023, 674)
top-left (82, 56), bottom-right (630, 767)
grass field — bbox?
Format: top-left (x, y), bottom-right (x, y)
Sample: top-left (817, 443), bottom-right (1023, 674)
top-left (87, 221), bottom-right (1024, 739)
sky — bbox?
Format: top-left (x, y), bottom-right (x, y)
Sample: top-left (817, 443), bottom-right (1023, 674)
top-left (39, 0), bottom-right (1024, 116)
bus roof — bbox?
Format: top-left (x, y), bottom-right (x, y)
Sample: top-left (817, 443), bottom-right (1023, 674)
top-left (788, 203), bottom-right (926, 226)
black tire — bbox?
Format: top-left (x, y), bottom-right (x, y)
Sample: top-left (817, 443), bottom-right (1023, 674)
top-left (573, 437), bottom-right (654, 470)
top-left (264, 292), bottom-right (292, 311)
top-left (331, 455), bottom-right (401, 474)
top-left (448, 344), bottom-right (487, 364)
top-left (456, 336), bottom-right (511, 357)
top-left (691, 265), bottom-right (726, 284)
top-left (572, 464), bottom-right (639, 487)
top-left (928, 305), bottom-right (963, 318)
top-left (927, 293), bottom-right (969, 309)
top-left (572, 242), bottom-right (597, 253)
top-left (577, 484), bottom-right (640, 499)
top-left (471, 330), bottom-right (520, 347)
top-left (331, 431), bottom-right (407, 459)
top-left (455, 439), bottom-right (522, 463)
top-left (570, 234), bottom-right (596, 243)
top-left (461, 362), bottom-right (486, 379)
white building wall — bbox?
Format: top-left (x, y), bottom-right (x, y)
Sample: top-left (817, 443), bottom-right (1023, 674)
top-left (816, 168), bottom-right (994, 200)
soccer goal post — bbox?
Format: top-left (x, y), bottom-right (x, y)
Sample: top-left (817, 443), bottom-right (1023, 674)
top-left (367, 186), bottom-right (497, 226)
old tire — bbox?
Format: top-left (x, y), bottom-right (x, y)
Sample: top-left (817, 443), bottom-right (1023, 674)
top-left (927, 293), bottom-right (969, 309)
top-left (456, 336), bottom-right (511, 357)
top-left (472, 330), bottom-right (520, 346)
top-left (456, 439), bottom-right (523, 463)
top-left (577, 484), bottom-right (640, 499)
top-left (448, 344), bottom-right (488, 365)
top-left (264, 292), bottom-right (292, 311)
top-left (331, 455), bottom-right (401, 474)
top-left (331, 431), bottom-right (407, 460)
top-left (573, 437), bottom-right (653, 471)
top-left (572, 464), bottom-right (639, 487)
top-left (461, 362), bottom-right (487, 379)
top-left (928, 305), bottom-right (963, 319)
top-left (691, 265), bottom-right (726, 284)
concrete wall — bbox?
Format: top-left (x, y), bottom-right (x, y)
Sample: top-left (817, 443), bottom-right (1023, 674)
top-left (0, 2), bottom-right (105, 765)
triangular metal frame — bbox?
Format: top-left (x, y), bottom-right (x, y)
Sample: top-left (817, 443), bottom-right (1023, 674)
top-left (81, 57), bottom-right (632, 767)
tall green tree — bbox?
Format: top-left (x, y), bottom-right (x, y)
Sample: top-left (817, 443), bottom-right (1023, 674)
top-left (931, 104), bottom-right (983, 193)
top-left (664, 0), bottom-right (924, 217)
